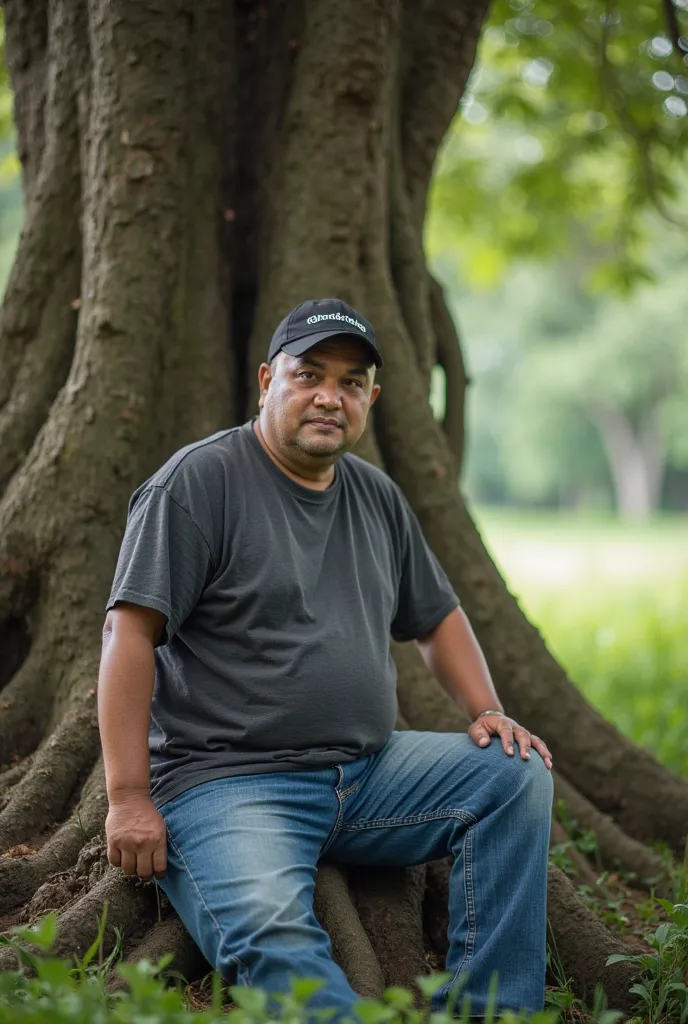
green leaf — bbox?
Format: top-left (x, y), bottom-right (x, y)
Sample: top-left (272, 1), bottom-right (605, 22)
top-left (290, 976), bottom-right (326, 1005)
top-left (629, 982), bottom-right (652, 1002)
top-left (227, 984), bottom-right (268, 1014)
top-left (669, 903), bottom-right (688, 928)
top-left (383, 986), bottom-right (415, 1010)
top-left (352, 997), bottom-right (396, 1024)
top-left (10, 911), bottom-right (58, 952)
top-left (653, 922), bottom-right (673, 947)
top-left (415, 972), bottom-right (452, 999)
top-left (605, 953), bottom-right (634, 966)
top-left (73, 901), bottom-right (109, 975)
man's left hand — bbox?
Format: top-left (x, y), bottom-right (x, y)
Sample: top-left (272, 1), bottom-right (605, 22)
top-left (469, 712), bottom-right (553, 770)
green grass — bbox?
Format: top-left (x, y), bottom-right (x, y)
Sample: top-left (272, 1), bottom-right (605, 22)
top-left (472, 509), bottom-right (688, 779)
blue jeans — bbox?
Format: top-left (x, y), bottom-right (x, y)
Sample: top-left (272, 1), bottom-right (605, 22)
top-left (157, 731), bottom-right (553, 1019)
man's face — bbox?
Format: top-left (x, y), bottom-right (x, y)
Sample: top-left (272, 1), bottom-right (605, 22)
top-left (258, 336), bottom-right (381, 463)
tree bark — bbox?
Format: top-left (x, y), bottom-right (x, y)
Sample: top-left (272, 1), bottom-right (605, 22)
top-left (0, 0), bottom-right (683, 1011)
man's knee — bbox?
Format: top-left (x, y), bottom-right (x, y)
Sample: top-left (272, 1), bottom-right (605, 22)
top-left (484, 742), bottom-right (553, 817)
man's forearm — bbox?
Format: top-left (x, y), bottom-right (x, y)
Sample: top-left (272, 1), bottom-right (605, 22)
top-left (97, 627), bottom-right (155, 800)
top-left (416, 606), bottom-right (503, 721)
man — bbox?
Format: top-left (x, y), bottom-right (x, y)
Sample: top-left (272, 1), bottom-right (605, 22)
top-left (98, 297), bottom-right (553, 1021)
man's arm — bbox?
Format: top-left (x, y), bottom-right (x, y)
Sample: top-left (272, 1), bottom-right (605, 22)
top-left (98, 601), bottom-right (169, 879)
top-left (415, 606), bottom-right (553, 770)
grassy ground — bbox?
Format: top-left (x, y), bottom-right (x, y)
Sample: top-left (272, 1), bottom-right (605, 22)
top-left (472, 508), bottom-right (688, 779)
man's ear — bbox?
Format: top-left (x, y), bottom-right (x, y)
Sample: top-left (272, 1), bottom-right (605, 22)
top-left (257, 362), bottom-right (273, 408)
top-left (369, 383), bottom-right (381, 407)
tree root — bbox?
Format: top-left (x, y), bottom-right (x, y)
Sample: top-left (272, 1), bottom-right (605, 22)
top-left (0, 868), bottom-right (158, 973)
top-left (546, 865), bottom-right (639, 1013)
top-left (0, 693), bottom-right (100, 853)
top-left (554, 774), bottom-right (670, 894)
top-left (393, 641), bottom-right (470, 734)
top-left (350, 864), bottom-right (428, 993)
top-left (0, 645), bottom-right (54, 764)
top-left (0, 758), bottom-right (32, 807)
top-left (313, 862), bottom-right (385, 999)
top-left (104, 914), bottom-right (210, 995)
top-left (0, 759), bottom-right (107, 914)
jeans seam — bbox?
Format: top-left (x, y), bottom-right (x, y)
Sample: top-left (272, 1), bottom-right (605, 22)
top-left (434, 824), bottom-right (477, 1009)
top-left (341, 807), bottom-right (477, 831)
top-left (320, 765), bottom-right (345, 856)
top-left (339, 782), bottom-right (359, 800)
top-left (167, 832), bottom-right (249, 978)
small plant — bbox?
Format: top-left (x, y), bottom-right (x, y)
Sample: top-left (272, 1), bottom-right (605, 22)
top-left (606, 897), bottom-right (688, 1024)
top-left (0, 907), bottom-right (561, 1023)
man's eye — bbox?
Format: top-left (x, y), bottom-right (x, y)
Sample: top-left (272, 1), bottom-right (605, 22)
top-left (346, 379), bottom-right (364, 388)
top-left (297, 371), bottom-right (315, 380)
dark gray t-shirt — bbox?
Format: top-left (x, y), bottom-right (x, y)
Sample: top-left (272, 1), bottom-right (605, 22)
top-left (106, 418), bottom-right (459, 808)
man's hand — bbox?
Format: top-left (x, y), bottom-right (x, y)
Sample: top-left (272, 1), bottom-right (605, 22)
top-left (468, 712), bottom-right (553, 770)
top-left (106, 793), bottom-right (168, 880)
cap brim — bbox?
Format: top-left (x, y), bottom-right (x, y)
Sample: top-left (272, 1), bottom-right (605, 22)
top-left (280, 329), bottom-right (382, 368)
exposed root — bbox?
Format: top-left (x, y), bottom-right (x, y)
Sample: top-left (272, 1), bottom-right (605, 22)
top-left (0, 759), bottom-right (107, 914)
top-left (0, 759), bottom-right (33, 806)
top-left (0, 868), bottom-right (159, 973)
top-left (104, 914), bottom-right (209, 995)
top-left (313, 862), bottom-right (385, 999)
top-left (546, 864), bottom-right (639, 1013)
top-left (0, 644), bottom-right (55, 764)
top-left (431, 277), bottom-right (468, 475)
top-left (554, 774), bottom-right (670, 894)
top-left (0, 693), bottom-right (100, 853)
top-left (423, 857), bottom-right (451, 956)
top-left (351, 864), bottom-right (427, 993)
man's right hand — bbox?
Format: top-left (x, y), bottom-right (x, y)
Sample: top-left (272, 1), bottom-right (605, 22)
top-left (105, 793), bottom-right (167, 880)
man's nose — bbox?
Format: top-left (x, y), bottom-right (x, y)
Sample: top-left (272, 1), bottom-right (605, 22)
top-left (313, 383), bottom-right (343, 407)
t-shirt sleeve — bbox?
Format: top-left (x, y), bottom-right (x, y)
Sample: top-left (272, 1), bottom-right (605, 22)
top-left (390, 492), bottom-right (460, 643)
top-left (106, 485), bottom-right (213, 645)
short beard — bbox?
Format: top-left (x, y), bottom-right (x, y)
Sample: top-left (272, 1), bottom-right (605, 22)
top-left (287, 428), bottom-right (350, 462)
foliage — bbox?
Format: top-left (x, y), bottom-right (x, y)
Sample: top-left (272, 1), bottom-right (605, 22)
top-left (606, 896), bottom-right (688, 1023)
top-left (476, 509), bottom-right (688, 778)
top-left (427, 0), bottom-right (688, 291)
top-left (0, 908), bottom-right (563, 1024)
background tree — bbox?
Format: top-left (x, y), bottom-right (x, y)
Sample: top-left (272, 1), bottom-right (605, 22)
top-left (0, 0), bottom-right (687, 1012)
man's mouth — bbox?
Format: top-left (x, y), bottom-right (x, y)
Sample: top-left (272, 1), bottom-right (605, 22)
top-left (306, 418), bottom-right (343, 430)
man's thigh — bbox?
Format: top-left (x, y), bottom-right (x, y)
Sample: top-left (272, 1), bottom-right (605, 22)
top-left (157, 768), bottom-right (340, 975)
top-left (326, 730), bottom-right (551, 866)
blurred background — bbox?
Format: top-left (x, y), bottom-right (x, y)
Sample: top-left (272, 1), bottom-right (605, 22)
top-left (0, 2), bottom-right (685, 777)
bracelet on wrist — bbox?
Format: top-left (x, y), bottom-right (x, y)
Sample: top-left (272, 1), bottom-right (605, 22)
top-left (475, 709), bottom-right (504, 720)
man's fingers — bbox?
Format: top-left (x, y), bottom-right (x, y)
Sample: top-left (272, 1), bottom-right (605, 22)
top-left (468, 722), bottom-right (491, 748)
top-left (153, 842), bottom-right (167, 879)
top-left (107, 842), bottom-right (122, 868)
top-left (120, 849), bottom-right (137, 876)
top-left (136, 851), bottom-right (155, 881)
top-left (514, 727), bottom-right (532, 760)
top-left (498, 723), bottom-right (515, 756)
top-left (530, 735), bottom-right (553, 770)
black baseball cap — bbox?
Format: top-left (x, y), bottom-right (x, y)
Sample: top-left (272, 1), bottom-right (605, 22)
top-left (267, 298), bottom-right (383, 369)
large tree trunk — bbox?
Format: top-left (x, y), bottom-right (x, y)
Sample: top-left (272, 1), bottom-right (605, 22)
top-left (0, 0), bottom-right (685, 1012)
